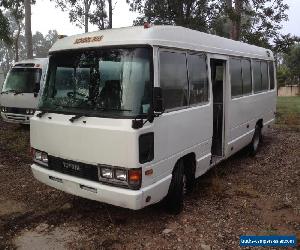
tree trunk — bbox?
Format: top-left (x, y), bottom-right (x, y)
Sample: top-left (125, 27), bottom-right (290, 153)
top-left (84, 0), bottom-right (89, 33)
top-left (14, 22), bottom-right (21, 62)
top-left (108, 0), bottom-right (112, 29)
top-left (232, 0), bottom-right (242, 41)
top-left (24, 0), bottom-right (33, 59)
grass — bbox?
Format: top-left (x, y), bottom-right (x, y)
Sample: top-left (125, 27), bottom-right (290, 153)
top-left (276, 96), bottom-right (300, 127)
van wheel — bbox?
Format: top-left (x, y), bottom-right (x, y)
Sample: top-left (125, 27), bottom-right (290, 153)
top-left (184, 160), bottom-right (195, 194)
top-left (165, 160), bottom-right (185, 214)
top-left (249, 125), bottom-right (262, 156)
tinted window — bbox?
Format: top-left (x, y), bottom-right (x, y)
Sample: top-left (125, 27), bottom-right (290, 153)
top-left (187, 54), bottom-right (209, 104)
top-left (253, 60), bottom-right (262, 93)
top-left (2, 68), bottom-right (42, 93)
top-left (268, 62), bottom-right (275, 89)
top-left (261, 61), bottom-right (269, 90)
top-left (160, 51), bottom-right (188, 109)
top-left (242, 59), bottom-right (252, 94)
top-left (41, 47), bottom-right (152, 117)
top-left (230, 58), bottom-right (243, 97)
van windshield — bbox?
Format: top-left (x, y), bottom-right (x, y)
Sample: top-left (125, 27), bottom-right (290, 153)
top-left (40, 47), bottom-right (152, 117)
top-left (2, 68), bottom-right (42, 93)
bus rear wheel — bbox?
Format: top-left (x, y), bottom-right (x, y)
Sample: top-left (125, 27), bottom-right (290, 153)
top-left (249, 125), bottom-right (262, 156)
top-left (165, 159), bottom-right (185, 214)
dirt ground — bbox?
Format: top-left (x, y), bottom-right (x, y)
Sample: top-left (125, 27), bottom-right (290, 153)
top-left (0, 120), bottom-right (299, 250)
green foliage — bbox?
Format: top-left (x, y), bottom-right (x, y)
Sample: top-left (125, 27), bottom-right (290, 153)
top-left (284, 45), bottom-right (300, 84)
top-left (32, 30), bottom-right (59, 57)
top-left (0, 0), bottom-right (25, 45)
top-left (127, 0), bottom-right (289, 50)
top-left (127, 0), bottom-right (217, 33)
top-left (51, 0), bottom-right (109, 32)
top-left (0, 10), bottom-right (12, 45)
top-left (277, 65), bottom-right (290, 87)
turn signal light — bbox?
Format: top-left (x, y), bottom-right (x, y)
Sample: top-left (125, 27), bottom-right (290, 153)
top-left (128, 168), bottom-right (142, 189)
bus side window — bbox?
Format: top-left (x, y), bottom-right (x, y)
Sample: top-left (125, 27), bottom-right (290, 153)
top-left (261, 61), bottom-right (269, 91)
top-left (253, 60), bottom-right (262, 93)
top-left (268, 62), bottom-right (275, 90)
top-left (230, 58), bottom-right (243, 97)
top-left (187, 54), bottom-right (209, 105)
top-left (241, 59), bottom-right (252, 95)
top-left (159, 51), bottom-right (188, 110)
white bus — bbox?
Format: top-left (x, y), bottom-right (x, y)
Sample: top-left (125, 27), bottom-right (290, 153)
top-left (0, 58), bottom-right (48, 125)
top-left (30, 26), bottom-right (276, 214)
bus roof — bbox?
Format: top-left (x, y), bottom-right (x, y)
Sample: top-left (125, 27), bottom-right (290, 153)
top-left (50, 26), bottom-right (273, 61)
top-left (14, 58), bottom-right (48, 68)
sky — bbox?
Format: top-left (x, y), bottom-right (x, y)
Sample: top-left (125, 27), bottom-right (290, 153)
top-left (31, 0), bottom-right (300, 37)
top-left (31, 0), bottom-right (138, 36)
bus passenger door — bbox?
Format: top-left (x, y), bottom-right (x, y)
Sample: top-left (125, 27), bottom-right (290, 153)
top-left (210, 59), bottom-right (226, 161)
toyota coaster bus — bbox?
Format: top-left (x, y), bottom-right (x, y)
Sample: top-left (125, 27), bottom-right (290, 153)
top-left (30, 26), bottom-right (276, 214)
top-left (0, 58), bottom-right (48, 124)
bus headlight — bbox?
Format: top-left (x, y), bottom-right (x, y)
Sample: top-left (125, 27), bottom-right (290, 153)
top-left (98, 166), bottom-right (141, 190)
top-left (100, 167), bottom-right (113, 179)
top-left (115, 169), bottom-right (127, 181)
top-left (1, 106), bottom-right (7, 112)
top-left (32, 148), bottom-right (48, 166)
top-left (26, 109), bottom-right (35, 115)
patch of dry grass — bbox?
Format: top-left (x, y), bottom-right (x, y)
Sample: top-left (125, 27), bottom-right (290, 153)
top-left (0, 122), bottom-right (31, 164)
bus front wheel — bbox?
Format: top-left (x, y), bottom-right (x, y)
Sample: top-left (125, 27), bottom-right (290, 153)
top-left (164, 159), bottom-right (185, 214)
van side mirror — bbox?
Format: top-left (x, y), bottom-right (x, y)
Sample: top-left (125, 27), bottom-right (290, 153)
top-left (153, 87), bottom-right (164, 113)
top-left (33, 83), bottom-right (40, 94)
top-left (33, 83), bottom-right (40, 97)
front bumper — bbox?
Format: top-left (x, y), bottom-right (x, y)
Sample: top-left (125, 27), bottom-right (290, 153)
top-left (31, 164), bottom-right (171, 210)
top-left (1, 112), bottom-right (32, 124)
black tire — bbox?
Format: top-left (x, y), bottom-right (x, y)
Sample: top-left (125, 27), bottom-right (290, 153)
top-left (249, 125), bottom-right (262, 156)
top-left (165, 160), bottom-right (185, 215)
top-left (184, 160), bottom-right (195, 194)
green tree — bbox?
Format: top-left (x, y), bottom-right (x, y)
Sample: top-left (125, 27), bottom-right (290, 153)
top-left (219, 0), bottom-right (288, 42)
top-left (0, 10), bottom-right (12, 45)
top-left (52, 0), bottom-right (112, 32)
top-left (284, 45), bottom-right (300, 84)
top-left (1, 0), bottom-right (35, 60)
top-left (277, 65), bottom-right (290, 87)
top-left (127, 0), bottom-right (216, 32)
top-left (32, 30), bottom-right (59, 57)
top-left (127, 0), bottom-right (289, 47)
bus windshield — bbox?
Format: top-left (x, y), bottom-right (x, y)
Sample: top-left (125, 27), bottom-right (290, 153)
top-left (2, 68), bottom-right (42, 93)
top-left (40, 47), bottom-right (152, 117)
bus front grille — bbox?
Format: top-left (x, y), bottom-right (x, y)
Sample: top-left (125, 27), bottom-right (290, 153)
top-left (5, 114), bottom-right (27, 122)
top-left (46, 156), bottom-right (99, 182)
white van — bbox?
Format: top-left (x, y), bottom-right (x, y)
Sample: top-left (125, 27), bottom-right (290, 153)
top-left (0, 58), bottom-right (48, 124)
top-left (30, 26), bottom-right (276, 213)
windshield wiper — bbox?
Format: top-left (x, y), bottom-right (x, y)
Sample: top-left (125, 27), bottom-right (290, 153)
top-left (95, 107), bottom-right (132, 112)
top-left (1, 90), bottom-right (17, 94)
top-left (69, 114), bottom-right (89, 123)
top-left (14, 91), bottom-right (25, 96)
top-left (36, 111), bottom-right (48, 118)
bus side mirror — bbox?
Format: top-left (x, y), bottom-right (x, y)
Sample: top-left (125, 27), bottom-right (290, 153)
top-left (33, 83), bottom-right (40, 97)
top-left (153, 87), bottom-right (164, 113)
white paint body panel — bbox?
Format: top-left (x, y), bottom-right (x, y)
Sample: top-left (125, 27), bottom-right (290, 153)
top-left (30, 26), bottom-right (276, 209)
top-left (0, 58), bottom-right (48, 124)
top-left (32, 164), bottom-right (172, 210)
top-left (50, 26), bottom-right (272, 60)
